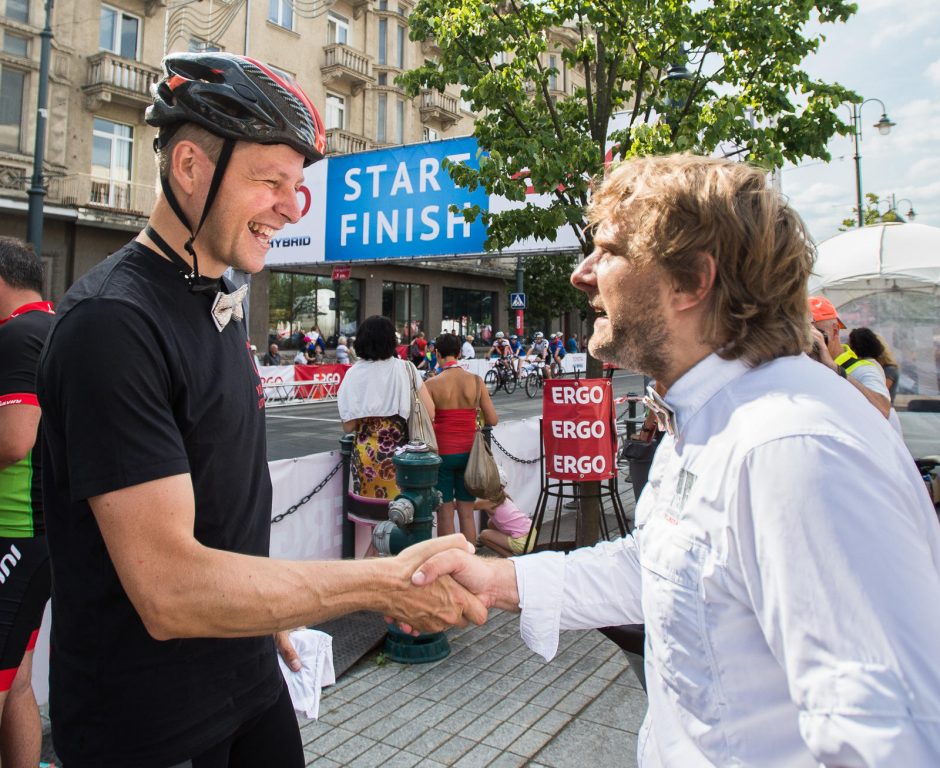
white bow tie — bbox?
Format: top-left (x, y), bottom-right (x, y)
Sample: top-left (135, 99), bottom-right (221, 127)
top-left (210, 284), bottom-right (248, 332)
top-left (642, 385), bottom-right (677, 436)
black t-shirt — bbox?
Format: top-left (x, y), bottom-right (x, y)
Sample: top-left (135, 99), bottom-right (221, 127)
top-left (0, 304), bottom-right (54, 537)
top-left (37, 242), bottom-right (279, 767)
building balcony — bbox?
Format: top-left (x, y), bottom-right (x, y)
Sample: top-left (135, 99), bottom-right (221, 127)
top-left (419, 88), bottom-right (461, 128)
top-left (82, 52), bottom-right (162, 113)
top-left (324, 128), bottom-right (370, 156)
top-left (321, 44), bottom-right (374, 94)
top-left (53, 173), bottom-right (155, 217)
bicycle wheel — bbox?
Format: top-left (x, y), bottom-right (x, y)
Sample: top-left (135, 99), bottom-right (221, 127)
top-left (525, 369), bottom-right (539, 398)
top-left (484, 369), bottom-right (499, 395)
top-left (503, 369), bottom-right (517, 394)
top-left (550, 361), bottom-right (563, 378)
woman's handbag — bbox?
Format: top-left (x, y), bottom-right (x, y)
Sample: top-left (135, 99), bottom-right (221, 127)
top-left (406, 362), bottom-right (439, 453)
top-left (463, 379), bottom-right (501, 499)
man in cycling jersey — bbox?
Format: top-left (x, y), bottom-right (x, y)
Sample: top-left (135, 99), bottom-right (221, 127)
top-left (0, 238), bottom-right (53, 768)
top-left (36, 53), bottom-right (484, 768)
top-left (526, 331), bottom-right (552, 379)
top-left (549, 332), bottom-right (567, 373)
top-left (508, 334), bottom-right (525, 376)
top-left (489, 331), bottom-right (514, 379)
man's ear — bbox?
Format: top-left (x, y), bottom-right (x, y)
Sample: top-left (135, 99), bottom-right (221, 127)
top-left (169, 139), bottom-right (203, 197)
top-left (671, 251), bottom-right (716, 313)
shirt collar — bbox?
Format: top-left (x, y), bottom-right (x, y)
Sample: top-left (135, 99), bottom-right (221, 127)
top-left (664, 353), bottom-right (750, 437)
top-left (0, 300), bottom-right (54, 325)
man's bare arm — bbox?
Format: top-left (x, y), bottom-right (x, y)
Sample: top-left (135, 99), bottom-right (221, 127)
top-left (91, 474), bottom-right (486, 641)
top-left (0, 404), bottom-right (40, 470)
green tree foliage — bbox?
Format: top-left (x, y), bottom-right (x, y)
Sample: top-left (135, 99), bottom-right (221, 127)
top-left (400, 0), bottom-right (859, 257)
top-left (839, 192), bottom-right (901, 230)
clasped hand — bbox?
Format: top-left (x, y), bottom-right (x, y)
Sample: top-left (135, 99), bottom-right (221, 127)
top-left (385, 535), bottom-right (516, 635)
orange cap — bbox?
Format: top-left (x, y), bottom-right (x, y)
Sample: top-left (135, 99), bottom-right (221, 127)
top-left (809, 296), bottom-right (845, 329)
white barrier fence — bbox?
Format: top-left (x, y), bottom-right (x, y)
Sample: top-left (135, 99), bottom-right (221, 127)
top-left (259, 364), bottom-right (349, 407)
top-left (268, 418), bottom-right (543, 561)
top-left (259, 355), bottom-right (586, 408)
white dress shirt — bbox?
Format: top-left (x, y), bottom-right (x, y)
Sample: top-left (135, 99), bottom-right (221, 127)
top-left (461, 340), bottom-right (475, 359)
top-left (514, 353), bottom-right (940, 767)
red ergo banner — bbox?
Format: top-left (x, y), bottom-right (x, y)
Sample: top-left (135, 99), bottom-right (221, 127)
top-left (542, 378), bottom-right (616, 481)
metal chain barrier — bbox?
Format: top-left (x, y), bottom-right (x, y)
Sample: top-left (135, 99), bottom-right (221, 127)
top-left (271, 459), bottom-right (343, 524)
top-left (490, 433), bottom-right (540, 465)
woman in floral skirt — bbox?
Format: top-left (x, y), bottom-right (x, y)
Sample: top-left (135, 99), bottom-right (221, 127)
top-left (338, 316), bottom-right (435, 502)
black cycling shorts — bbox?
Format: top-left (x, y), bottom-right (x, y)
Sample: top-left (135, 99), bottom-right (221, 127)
top-left (179, 682), bottom-right (303, 768)
top-left (0, 535), bottom-right (50, 691)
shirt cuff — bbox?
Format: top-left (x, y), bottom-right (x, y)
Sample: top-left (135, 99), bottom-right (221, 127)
top-left (511, 550), bottom-right (567, 661)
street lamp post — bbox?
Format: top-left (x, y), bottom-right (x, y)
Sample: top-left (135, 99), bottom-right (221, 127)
top-left (26, 0), bottom-right (54, 253)
top-left (849, 98), bottom-right (896, 228)
top-left (891, 196), bottom-right (916, 222)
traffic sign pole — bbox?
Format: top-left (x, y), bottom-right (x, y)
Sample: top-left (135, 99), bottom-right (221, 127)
top-left (515, 310), bottom-right (524, 336)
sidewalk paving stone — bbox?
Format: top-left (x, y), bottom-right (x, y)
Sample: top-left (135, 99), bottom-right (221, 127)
top-left (296, 617), bottom-right (645, 767)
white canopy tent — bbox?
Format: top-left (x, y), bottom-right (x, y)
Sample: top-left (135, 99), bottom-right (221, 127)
top-left (809, 222), bottom-right (940, 302)
top-left (809, 222), bottom-right (940, 399)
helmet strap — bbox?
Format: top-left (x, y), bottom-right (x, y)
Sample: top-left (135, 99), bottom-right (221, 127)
top-left (156, 137), bottom-right (236, 290)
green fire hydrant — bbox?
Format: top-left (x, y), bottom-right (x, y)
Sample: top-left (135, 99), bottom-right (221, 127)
top-left (372, 441), bottom-right (450, 663)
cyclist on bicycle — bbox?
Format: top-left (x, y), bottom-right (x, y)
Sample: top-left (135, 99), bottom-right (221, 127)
top-left (549, 332), bottom-right (566, 374)
top-left (508, 334), bottom-right (525, 377)
top-left (488, 331), bottom-right (514, 378)
top-left (526, 331), bottom-right (551, 379)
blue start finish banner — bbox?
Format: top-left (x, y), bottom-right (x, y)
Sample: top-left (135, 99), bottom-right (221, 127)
top-left (324, 137), bottom-right (487, 261)
top-left (264, 135), bottom-right (581, 266)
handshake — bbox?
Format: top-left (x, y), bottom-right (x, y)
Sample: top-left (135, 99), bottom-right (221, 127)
top-left (379, 534), bottom-right (520, 635)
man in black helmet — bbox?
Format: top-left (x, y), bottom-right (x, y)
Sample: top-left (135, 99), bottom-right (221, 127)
top-left (37, 53), bottom-right (485, 768)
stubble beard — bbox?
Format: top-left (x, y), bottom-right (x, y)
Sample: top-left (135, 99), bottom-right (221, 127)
top-left (590, 292), bottom-right (672, 382)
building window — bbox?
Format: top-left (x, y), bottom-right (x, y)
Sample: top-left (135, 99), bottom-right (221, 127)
top-left (269, 272), bottom-right (360, 346)
top-left (377, 72), bottom-right (387, 86)
top-left (382, 281), bottom-right (425, 342)
top-left (396, 24), bottom-right (405, 68)
top-left (4, 0), bottom-right (28, 23)
top-left (3, 31), bottom-right (28, 57)
top-left (378, 18), bottom-right (387, 65)
top-left (189, 38), bottom-right (221, 52)
top-left (267, 0), bottom-right (293, 30)
top-left (395, 98), bottom-right (404, 144)
top-left (548, 54), bottom-right (558, 91)
top-left (442, 287), bottom-right (496, 341)
top-left (423, 127), bottom-right (439, 142)
top-left (0, 66), bottom-right (25, 151)
top-left (377, 0), bottom-right (388, 9)
top-left (325, 93), bottom-right (345, 130)
top-left (327, 12), bottom-right (349, 45)
top-left (376, 92), bottom-right (387, 143)
top-left (100, 5), bottom-right (140, 60)
top-left (91, 118), bottom-right (133, 209)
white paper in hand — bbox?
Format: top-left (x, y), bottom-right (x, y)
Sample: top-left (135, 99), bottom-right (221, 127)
top-left (276, 628), bottom-right (336, 720)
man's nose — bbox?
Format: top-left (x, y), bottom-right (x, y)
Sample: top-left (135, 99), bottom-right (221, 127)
top-left (570, 250), bottom-right (598, 291)
top-left (278, 187), bottom-right (303, 224)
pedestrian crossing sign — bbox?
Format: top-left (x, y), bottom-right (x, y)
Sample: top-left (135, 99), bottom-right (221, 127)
top-left (510, 292), bottom-right (526, 309)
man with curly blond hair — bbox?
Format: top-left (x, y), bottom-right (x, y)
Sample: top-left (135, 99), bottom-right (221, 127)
top-left (407, 155), bottom-right (940, 765)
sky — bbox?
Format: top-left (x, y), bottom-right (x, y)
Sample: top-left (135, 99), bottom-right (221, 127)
top-left (781, 0), bottom-right (940, 244)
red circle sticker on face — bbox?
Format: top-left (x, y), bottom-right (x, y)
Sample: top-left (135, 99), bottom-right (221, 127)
top-left (297, 185), bottom-right (311, 218)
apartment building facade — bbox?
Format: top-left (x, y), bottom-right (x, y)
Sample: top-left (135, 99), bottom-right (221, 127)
top-left (0, 0), bottom-right (582, 345)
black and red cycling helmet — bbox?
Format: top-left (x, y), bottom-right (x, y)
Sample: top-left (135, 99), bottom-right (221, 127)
top-left (147, 52), bottom-right (325, 164)
top-left (144, 54), bottom-right (326, 290)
